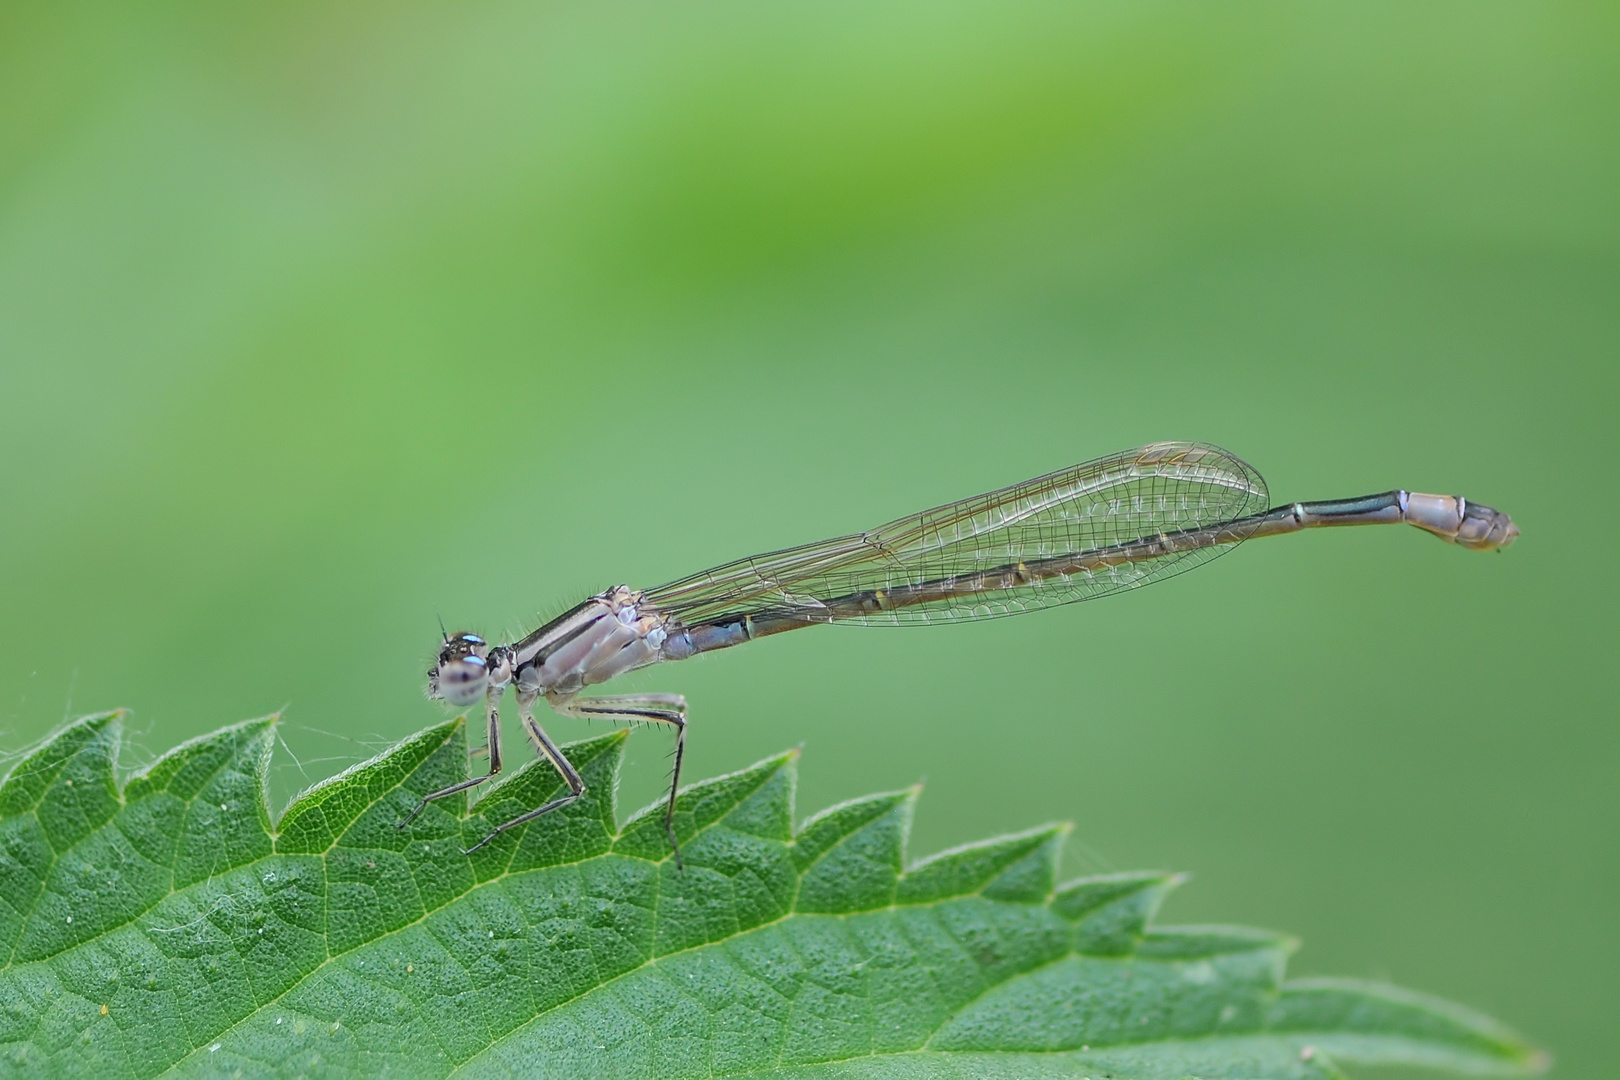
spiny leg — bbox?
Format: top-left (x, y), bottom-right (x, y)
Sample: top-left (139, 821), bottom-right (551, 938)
top-left (462, 690), bottom-right (586, 855)
top-left (556, 693), bottom-right (688, 870)
top-left (397, 688), bottom-right (503, 829)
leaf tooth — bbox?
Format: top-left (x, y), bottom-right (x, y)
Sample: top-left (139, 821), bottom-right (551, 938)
top-left (160, 718), bottom-right (277, 890)
top-left (0, 714), bottom-right (128, 965)
top-left (27, 720), bottom-right (125, 868)
top-left (0, 711), bottom-right (122, 822)
top-left (474, 729), bottom-right (627, 818)
top-left (122, 714), bottom-right (276, 803)
top-left (275, 716), bottom-right (463, 854)
top-left (791, 787), bottom-right (917, 914)
top-left (897, 824), bottom-right (1068, 906)
top-left (980, 825), bottom-right (1066, 904)
top-left (615, 747), bottom-right (798, 861)
top-left (1050, 870), bottom-right (1184, 955)
top-left (792, 787), bottom-right (916, 869)
top-left (709, 748), bottom-right (798, 843)
top-left (469, 731), bottom-right (626, 876)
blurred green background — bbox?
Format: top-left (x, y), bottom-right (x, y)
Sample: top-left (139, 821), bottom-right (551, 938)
top-left (1, 2), bottom-right (1614, 1075)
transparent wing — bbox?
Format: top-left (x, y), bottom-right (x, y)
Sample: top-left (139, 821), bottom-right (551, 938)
top-left (645, 442), bottom-right (1269, 629)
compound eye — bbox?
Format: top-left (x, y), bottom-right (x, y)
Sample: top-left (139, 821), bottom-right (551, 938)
top-left (433, 658), bottom-right (489, 706)
top-left (442, 655), bottom-right (486, 685)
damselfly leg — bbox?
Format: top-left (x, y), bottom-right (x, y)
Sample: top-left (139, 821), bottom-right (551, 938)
top-left (459, 691), bottom-right (588, 855)
top-left (457, 693), bottom-right (686, 860)
top-left (396, 689), bottom-right (503, 829)
top-left (553, 693), bottom-right (688, 868)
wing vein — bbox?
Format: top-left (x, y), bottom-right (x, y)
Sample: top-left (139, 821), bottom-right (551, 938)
top-left (645, 442), bottom-right (1268, 628)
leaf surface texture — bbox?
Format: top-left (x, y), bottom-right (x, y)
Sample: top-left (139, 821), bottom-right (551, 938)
top-left (0, 713), bottom-right (1544, 1079)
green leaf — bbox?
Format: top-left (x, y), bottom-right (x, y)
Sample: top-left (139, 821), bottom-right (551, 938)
top-left (0, 712), bottom-right (1546, 1079)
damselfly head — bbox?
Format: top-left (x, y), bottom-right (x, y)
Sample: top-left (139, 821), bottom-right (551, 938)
top-left (428, 632), bottom-right (491, 706)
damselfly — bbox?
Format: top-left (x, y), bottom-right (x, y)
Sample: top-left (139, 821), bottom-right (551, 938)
top-left (401, 441), bottom-right (1518, 865)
